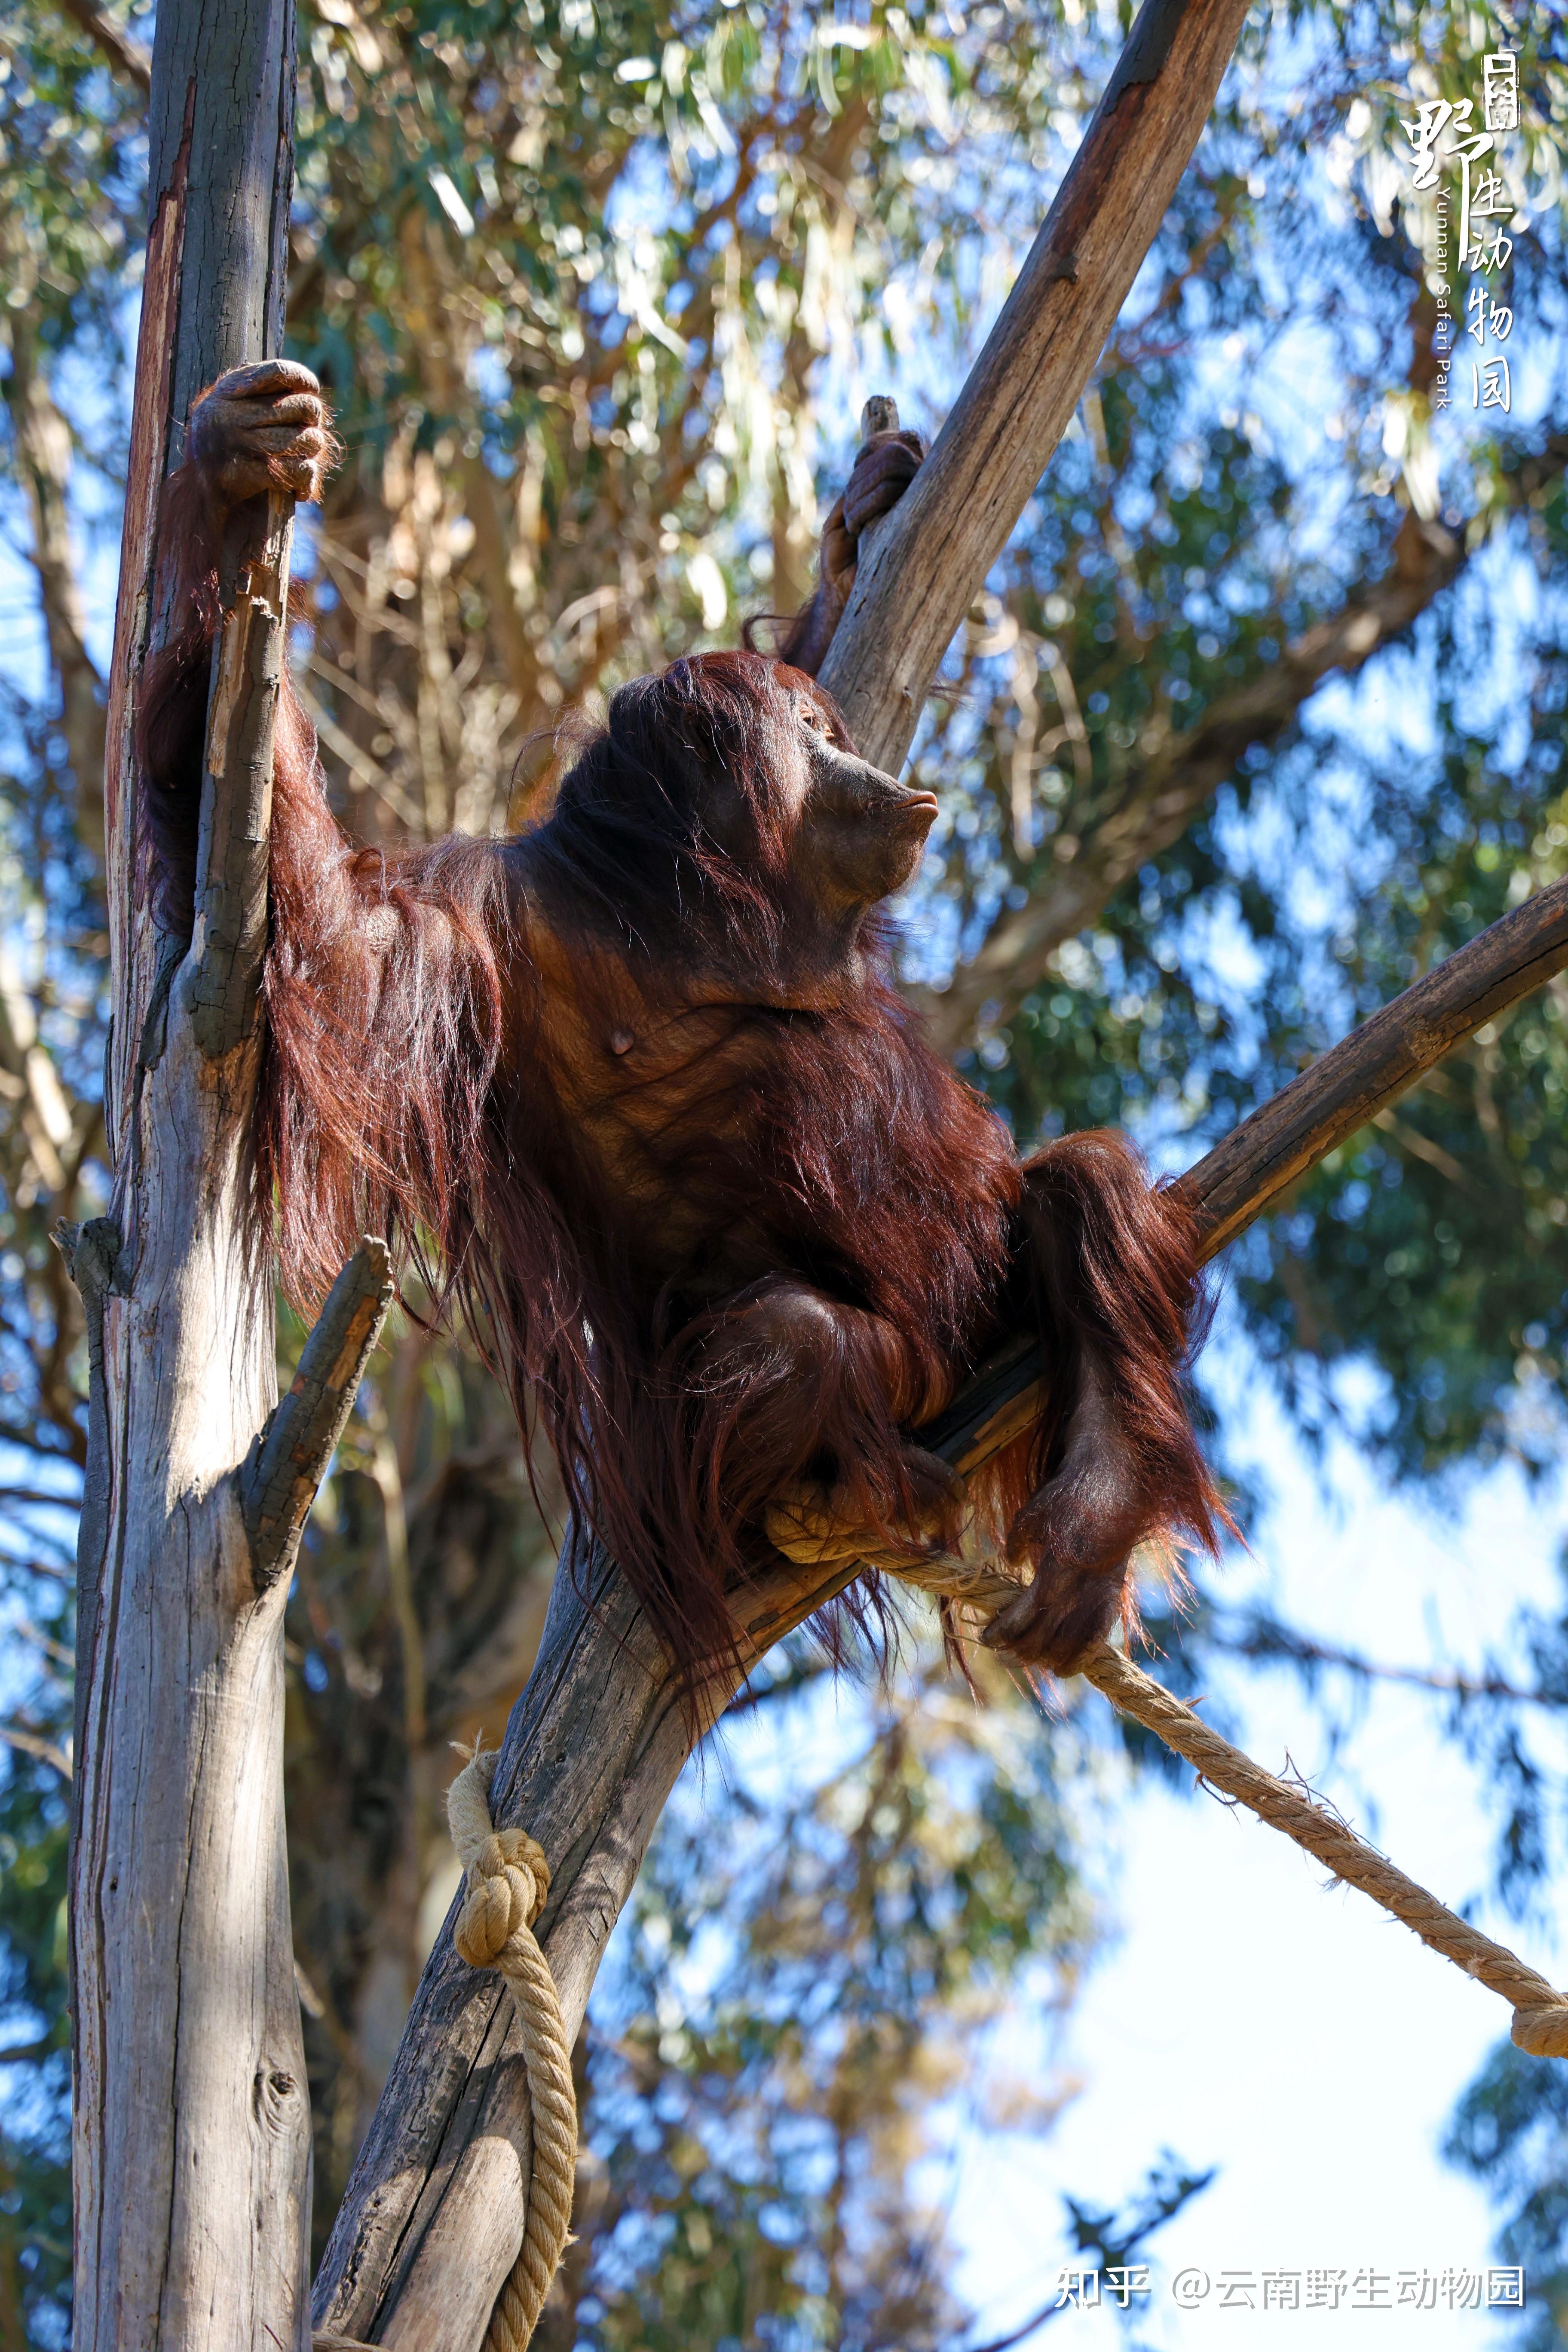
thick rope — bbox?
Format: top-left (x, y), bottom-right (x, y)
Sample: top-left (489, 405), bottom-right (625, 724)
top-left (1078, 1641), bottom-right (1568, 2057)
top-left (766, 1485), bottom-right (1568, 2059)
top-left (447, 1747), bottom-right (579, 2351)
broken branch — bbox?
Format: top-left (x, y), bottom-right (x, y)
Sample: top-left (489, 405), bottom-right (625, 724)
top-left (242, 1237), bottom-right (394, 1590)
top-left (185, 490), bottom-right (294, 1060)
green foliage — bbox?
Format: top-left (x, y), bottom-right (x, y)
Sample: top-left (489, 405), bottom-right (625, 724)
top-left (0, 0), bottom-right (146, 356)
top-left (928, 410), bottom-right (1568, 1482)
top-left (1229, 451), bottom-right (1568, 1475)
top-left (0, 1723), bottom-right (71, 2349)
top-left (1446, 2039), bottom-right (1568, 2352)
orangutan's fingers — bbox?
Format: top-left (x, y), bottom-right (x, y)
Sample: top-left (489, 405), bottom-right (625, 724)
top-left (842, 432), bottom-right (925, 539)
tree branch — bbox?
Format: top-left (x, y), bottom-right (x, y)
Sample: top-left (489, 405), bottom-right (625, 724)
top-left (184, 490), bottom-right (295, 1059)
top-left (922, 514), bottom-right (1464, 1053)
top-left (57, 0), bottom-right (152, 92)
top-left (0, 953), bottom-right (77, 1197)
top-left (2, 309), bottom-right (108, 862)
top-left (311, 1537), bottom-right (861, 2344)
top-left (0, 1721), bottom-right (72, 1780)
top-left (1208, 1611), bottom-right (1566, 1709)
top-left (0, 2034), bottom-right (58, 2067)
top-left (242, 1238), bottom-right (395, 1590)
top-left (817, 0), bottom-right (1255, 774)
top-left (901, 873), bottom-right (1568, 1474)
top-left (1178, 870), bottom-right (1568, 1258)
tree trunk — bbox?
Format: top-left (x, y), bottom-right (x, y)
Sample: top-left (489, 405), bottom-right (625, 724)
top-left (312, 1538), bottom-right (858, 2347)
top-left (69, 3), bottom-right (314, 2346)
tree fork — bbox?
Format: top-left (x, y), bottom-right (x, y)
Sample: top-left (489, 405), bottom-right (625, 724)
top-left (243, 1238), bottom-right (395, 1589)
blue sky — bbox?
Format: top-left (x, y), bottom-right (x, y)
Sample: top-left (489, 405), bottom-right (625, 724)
top-left (944, 1321), bottom-right (1563, 2349)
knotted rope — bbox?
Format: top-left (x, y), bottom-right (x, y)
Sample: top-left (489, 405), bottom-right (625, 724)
top-left (446, 1746), bottom-right (578, 2351)
top-left (766, 1486), bottom-right (1568, 2060)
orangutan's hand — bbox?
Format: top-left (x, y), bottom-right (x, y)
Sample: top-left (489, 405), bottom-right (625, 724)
top-left (188, 358), bottom-right (337, 515)
top-left (818, 427), bottom-right (927, 606)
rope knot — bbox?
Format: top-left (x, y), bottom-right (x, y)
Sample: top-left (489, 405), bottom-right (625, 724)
top-left (446, 1746), bottom-right (552, 1970)
top-left (455, 1827), bottom-right (551, 1969)
top-left (1511, 2002), bottom-right (1568, 2059)
top-left (443, 1740), bottom-right (578, 2350)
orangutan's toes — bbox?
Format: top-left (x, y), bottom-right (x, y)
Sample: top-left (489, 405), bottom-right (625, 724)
top-left (981, 1553), bottom-right (1125, 1672)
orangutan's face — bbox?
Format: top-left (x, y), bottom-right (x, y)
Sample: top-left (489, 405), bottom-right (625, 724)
top-left (784, 692), bottom-right (937, 917)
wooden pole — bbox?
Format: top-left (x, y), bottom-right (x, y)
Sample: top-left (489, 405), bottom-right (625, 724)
top-left (1179, 876), bottom-right (1568, 1257)
top-left (63, 3), bottom-right (349, 2345)
top-left (817, 0), bottom-right (1256, 776)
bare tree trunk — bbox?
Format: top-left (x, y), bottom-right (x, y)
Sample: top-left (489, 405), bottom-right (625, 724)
top-left (67, 3), bottom-right (318, 2345)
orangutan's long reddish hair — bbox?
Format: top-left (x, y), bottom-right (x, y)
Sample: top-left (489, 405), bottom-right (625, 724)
top-left (137, 482), bottom-right (1221, 1696)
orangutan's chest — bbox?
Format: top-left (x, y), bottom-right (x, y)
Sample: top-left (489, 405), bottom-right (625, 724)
top-left (528, 981), bottom-right (802, 1272)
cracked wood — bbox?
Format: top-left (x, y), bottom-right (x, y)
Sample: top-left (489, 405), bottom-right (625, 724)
top-left (71, 3), bottom-right (312, 2347)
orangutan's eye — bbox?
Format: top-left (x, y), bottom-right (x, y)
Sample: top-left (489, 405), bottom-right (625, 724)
top-left (798, 701), bottom-right (825, 734)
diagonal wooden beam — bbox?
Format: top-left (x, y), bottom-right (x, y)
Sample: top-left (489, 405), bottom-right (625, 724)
top-left (916, 867), bottom-right (1568, 1474)
top-left (1181, 871), bottom-right (1568, 1258)
top-left (818, 0), bottom-right (1256, 776)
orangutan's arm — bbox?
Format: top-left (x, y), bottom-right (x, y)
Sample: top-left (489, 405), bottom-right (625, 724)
top-left (778, 429), bottom-right (926, 679)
